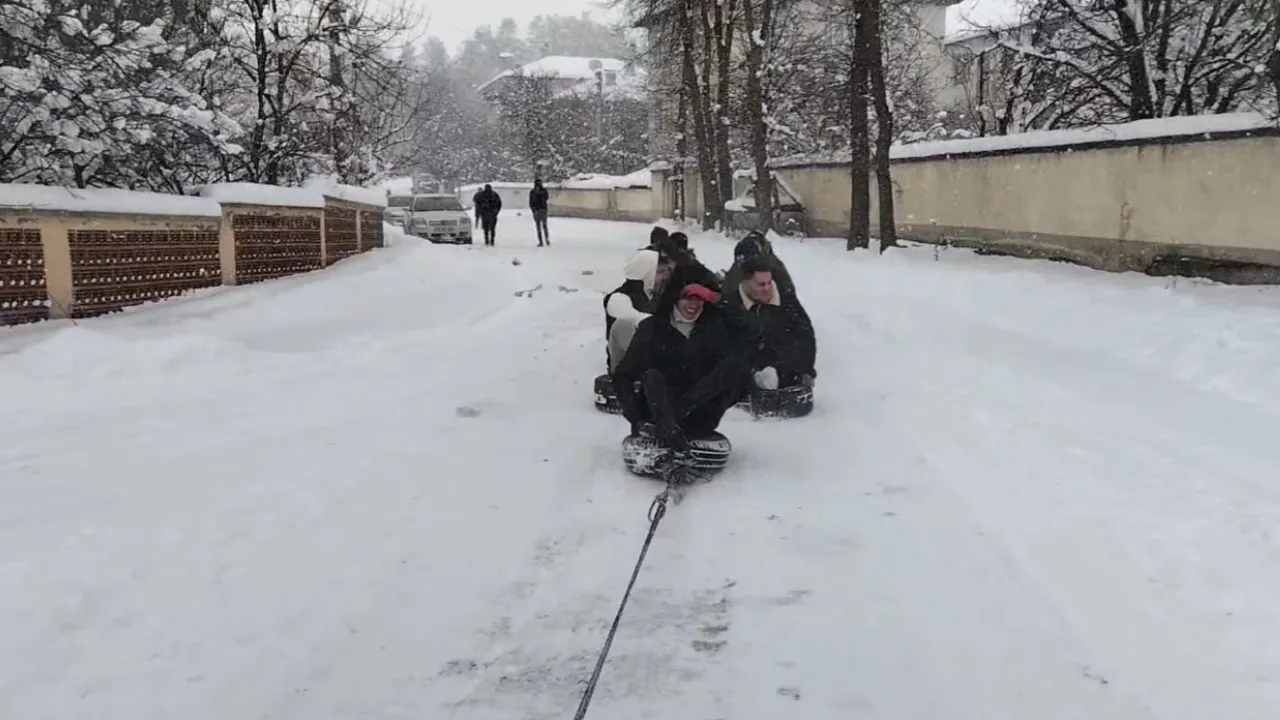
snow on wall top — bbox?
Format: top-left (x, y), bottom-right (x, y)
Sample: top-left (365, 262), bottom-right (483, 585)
top-left (303, 176), bottom-right (387, 207)
top-left (192, 183), bottom-right (326, 208)
top-left (0, 183), bottom-right (222, 217)
top-left (557, 169), bottom-right (651, 190)
top-left (771, 112), bottom-right (1279, 168)
top-left (477, 56), bottom-right (628, 93)
top-left (945, 0), bottom-right (1027, 44)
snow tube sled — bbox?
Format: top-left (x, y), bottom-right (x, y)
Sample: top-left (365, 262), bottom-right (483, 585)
top-left (594, 373), bottom-right (623, 414)
top-left (736, 383), bottom-right (814, 419)
top-left (622, 430), bottom-right (731, 479)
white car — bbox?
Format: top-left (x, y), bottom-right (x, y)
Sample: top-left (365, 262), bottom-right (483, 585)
top-left (383, 194), bottom-right (413, 227)
top-left (406, 194), bottom-right (472, 244)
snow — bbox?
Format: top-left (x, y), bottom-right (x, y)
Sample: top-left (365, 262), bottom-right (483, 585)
top-left (190, 182), bottom-right (325, 209)
top-left (303, 175), bottom-right (388, 207)
top-left (3, 219), bottom-right (1280, 719)
top-left (773, 112), bottom-right (1279, 167)
top-left (558, 168), bottom-right (651, 189)
top-left (946, 0), bottom-right (1028, 45)
top-left (0, 182), bottom-right (222, 217)
top-left (477, 55), bottom-right (629, 94)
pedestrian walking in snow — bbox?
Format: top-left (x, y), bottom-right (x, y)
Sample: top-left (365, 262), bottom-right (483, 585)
top-left (472, 184), bottom-right (503, 246)
top-left (529, 179), bottom-right (550, 247)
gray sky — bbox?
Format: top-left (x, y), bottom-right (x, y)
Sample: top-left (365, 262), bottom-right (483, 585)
top-left (401, 0), bottom-right (623, 53)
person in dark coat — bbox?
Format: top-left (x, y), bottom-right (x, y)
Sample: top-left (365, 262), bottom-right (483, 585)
top-left (529, 179), bottom-right (550, 246)
top-left (472, 184), bottom-right (503, 246)
top-left (725, 254), bottom-right (816, 390)
top-left (612, 265), bottom-right (757, 459)
top-left (722, 231), bottom-right (797, 300)
top-left (603, 248), bottom-right (673, 372)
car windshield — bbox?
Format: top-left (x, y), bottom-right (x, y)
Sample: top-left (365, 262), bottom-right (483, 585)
top-left (387, 196), bottom-right (412, 208)
top-left (413, 196), bottom-right (463, 212)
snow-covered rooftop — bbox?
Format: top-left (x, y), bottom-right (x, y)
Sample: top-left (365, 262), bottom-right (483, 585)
top-left (0, 183), bottom-right (223, 217)
top-left (945, 0), bottom-right (1028, 45)
top-left (552, 67), bottom-right (649, 102)
top-left (477, 56), bottom-right (629, 94)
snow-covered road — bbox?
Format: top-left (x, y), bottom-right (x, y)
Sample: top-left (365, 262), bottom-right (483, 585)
top-left (3, 217), bottom-right (1279, 719)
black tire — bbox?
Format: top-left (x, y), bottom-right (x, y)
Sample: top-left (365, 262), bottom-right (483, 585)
top-left (593, 373), bottom-right (623, 414)
top-left (593, 373), bottom-right (643, 415)
top-left (622, 431), bottom-right (731, 478)
top-left (736, 383), bottom-right (814, 419)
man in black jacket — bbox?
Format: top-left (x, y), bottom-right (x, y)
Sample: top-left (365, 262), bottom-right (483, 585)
top-left (472, 184), bottom-right (503, 246)
top-left (726, 254), bottom-right (816, 390)
top-left (529, 179), bottom-right (550, 246)
top-left (612, 265), bottom-right (757, 460)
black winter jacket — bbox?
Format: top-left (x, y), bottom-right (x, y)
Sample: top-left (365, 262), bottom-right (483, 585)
top-left (612, 269), bottom-right (758, 424)
top-left (529, 185), bottom-right (549, 212)
top-left (725, 286), bottom-right (816, 384)
top-left (472, 189), bottom-right (502, 218)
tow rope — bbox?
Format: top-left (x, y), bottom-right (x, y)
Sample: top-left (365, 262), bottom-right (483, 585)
top-left (571, 474), bottom-right (680, 719)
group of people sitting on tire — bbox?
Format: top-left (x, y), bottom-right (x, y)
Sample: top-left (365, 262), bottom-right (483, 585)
top-left (603, 226), bottom-right (816, 466)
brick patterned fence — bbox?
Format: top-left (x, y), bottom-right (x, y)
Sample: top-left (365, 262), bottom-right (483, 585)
top-left (0, 181), bottom-right (387, 324)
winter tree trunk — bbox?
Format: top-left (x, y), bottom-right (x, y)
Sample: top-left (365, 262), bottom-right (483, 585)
top-left (679, 0), bottom-right (720, 229)
top-left (1270, 0), bottom-right (1280, 114)
top-left (865, 0), bottom-right (896, 251)
top-left (847, 0), bottom-right (871, 250)
top-left (674, 85), bottom-right (689, 222)
top-left (743, 0), bottom-right (775, 233)
top-left (713, 0), bottom-right (736, 214)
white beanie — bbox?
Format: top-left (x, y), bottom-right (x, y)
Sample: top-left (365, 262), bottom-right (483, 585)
top-left (623, 249), bottom-right (661, 293)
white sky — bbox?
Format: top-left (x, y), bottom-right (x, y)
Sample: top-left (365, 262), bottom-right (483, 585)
top-left (398, 0), bottom-right (623, 54)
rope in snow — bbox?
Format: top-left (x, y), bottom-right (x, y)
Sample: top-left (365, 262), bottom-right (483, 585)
top-left (571, 477), bottom-right (677, 720)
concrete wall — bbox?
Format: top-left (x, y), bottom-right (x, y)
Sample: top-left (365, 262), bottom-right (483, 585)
top-left (775, 131), bottom-right (1280, 281)
top-left (547, 186), bottom-right (659, 223)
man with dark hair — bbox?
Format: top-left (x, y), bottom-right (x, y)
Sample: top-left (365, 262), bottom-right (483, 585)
top-left (612, 264), bottom-right (757, 461)
top-left (723, 231), bottom-right (796, 299)
top-left (728, 253), bottom-right (816, 391)
top-left (648, 226), bottom-right (670, 249)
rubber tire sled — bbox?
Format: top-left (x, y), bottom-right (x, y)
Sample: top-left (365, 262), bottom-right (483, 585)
top-left (594, 373), bottom-right (641, 414)
top-left (736, 383), bottom-right (814, 419)
top-left (622, 429), bottom-right (731, 480)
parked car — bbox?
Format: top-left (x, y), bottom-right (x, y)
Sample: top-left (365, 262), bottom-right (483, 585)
top-left (406, 194), bottom-right (472, 244)
top-left (383, 194), bottom-right (413, 227)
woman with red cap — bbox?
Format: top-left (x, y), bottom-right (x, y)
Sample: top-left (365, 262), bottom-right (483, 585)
top-left (611, 264), bottom-right (757, 464)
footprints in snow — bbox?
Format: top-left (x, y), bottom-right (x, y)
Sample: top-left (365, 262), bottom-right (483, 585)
top-left (512, 284), bottom-right (582, 298)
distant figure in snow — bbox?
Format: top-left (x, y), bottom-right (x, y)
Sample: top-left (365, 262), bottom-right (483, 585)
top-left (472, 184), bottom-right (503, 246)
top-left (604, 249), bottom-right (673, 372)
top-left (529, 179), bottom-right (550, 247)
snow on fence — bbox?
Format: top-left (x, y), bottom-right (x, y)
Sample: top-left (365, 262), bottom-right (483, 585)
top-left (0, 182), bottom-right (386, 325)
top-left (653, 112), bottom-right (1280, 283)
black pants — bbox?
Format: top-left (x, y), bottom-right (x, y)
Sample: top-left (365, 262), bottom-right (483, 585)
top-left (533, 210), bottom-right (549, 245)
top-left (481, 216), bottom-right (497, 245)
top-left (639, 355), bottom-right (749, 441)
